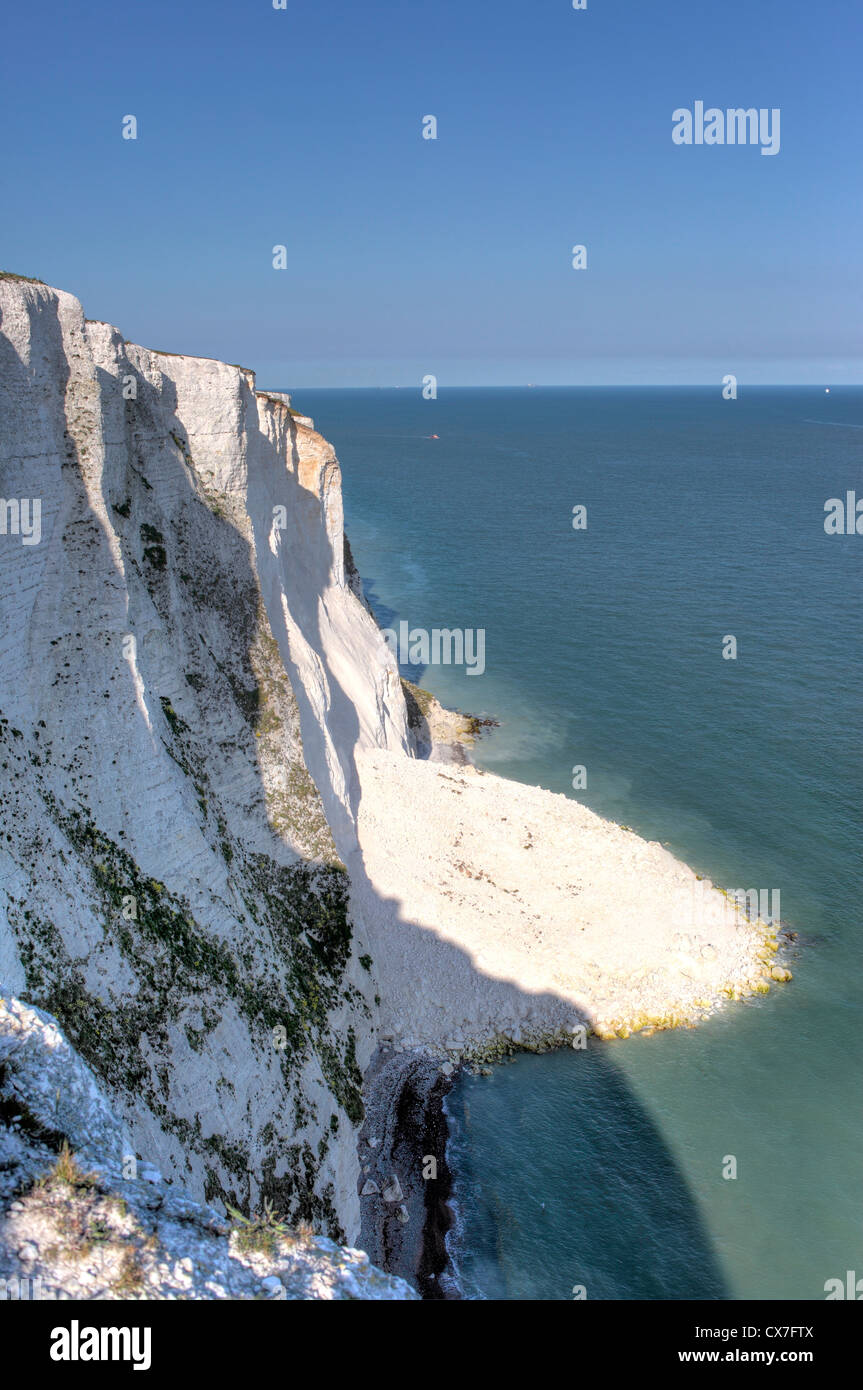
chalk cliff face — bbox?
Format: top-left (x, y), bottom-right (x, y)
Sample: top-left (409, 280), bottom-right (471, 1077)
top-left (0, 274), bottom-right (408, 1245)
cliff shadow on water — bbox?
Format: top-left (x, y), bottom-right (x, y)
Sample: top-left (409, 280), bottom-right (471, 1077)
top-left (355, 971), bottom-right (732, 1299)
top-left (446, 1042), bottom-right (730, 1301)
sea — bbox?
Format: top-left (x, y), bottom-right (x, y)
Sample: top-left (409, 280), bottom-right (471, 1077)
top-left (297, 385), bottom-right (863, 1301)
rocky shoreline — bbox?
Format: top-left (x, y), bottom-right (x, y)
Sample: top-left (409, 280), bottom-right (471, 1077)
top-left (357, 1050), bottom-right (458, 1299)
top-left (400, 677), bottom-right (499, 765)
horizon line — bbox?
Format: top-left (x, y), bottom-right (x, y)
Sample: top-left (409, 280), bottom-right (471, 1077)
top-left (272, 382), bottom-right (859, 393)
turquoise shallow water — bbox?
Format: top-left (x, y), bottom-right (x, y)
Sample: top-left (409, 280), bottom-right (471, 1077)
top-left (300, 386), bottom-right (863, 1301)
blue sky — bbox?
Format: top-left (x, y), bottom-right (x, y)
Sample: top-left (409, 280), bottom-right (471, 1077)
top-left (2, 0), bottom-right (861, 385)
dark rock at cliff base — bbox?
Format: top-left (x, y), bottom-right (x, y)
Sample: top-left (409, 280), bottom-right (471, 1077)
top-left (359, 1050), bottom-right (457, 1299)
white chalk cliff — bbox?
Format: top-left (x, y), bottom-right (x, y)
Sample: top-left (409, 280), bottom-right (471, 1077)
top-left (0, 274), bottom-right (785, 1280)
top-left (0, 272), bottom-right (408, 1249)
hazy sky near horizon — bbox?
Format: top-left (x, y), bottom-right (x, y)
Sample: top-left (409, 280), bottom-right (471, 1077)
top-left (2, 0), bottom-right (861, 386)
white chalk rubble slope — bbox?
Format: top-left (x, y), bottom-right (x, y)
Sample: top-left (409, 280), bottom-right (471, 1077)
top-left (354, 751), bottom-right (786, 1054)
